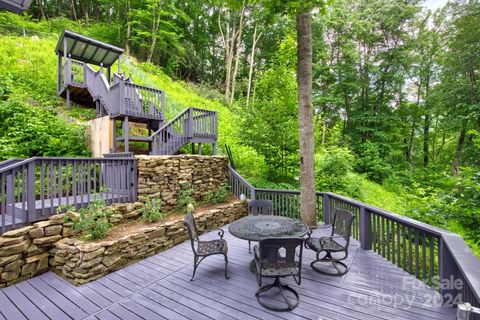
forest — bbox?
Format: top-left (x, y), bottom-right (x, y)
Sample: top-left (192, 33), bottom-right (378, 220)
top-left (0, 0), bottom-right (479, 255)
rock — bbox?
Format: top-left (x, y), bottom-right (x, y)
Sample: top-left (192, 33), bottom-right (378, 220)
top-left (82, 247), bottom-right (105, 261)
top-left (25, 252), bottom-right (49, 264)
top-left (0, 240), bottom-right (31, 257)
top-left (148, 227), bottom-right (166, 240)
top-left (103, 254), bottom-right (121, 268)
top-left (0, 254), bottom-right (21, 267)
top-left (37, 257), bottom-right (48, 271)
top-left (33, 235), bottom-right (62, 245)
top-left (44, 225), bottom-right (63, 236)
top-left (0, 236), bottom-right (25, 247)
top-left (21, 263), bottom-right (36, 276)
top-left (1, 226), bottom-right (34, 238)
top-left (66, 211), bottom-right (80, 222)
top-left (4, 260), bottom-right (24, 272)
top-left (28, 228), bottom-right (45, 239)
top-left (1, 269), bottom-right (20, 282)
top-left (123, 209), bottom-right (142, 219)
top-left (49, 213), bottom-right (65, 221)
top-left (34, 221), bottom-right (56, 228)
top-left (78, 256), bottom-right (103, 269)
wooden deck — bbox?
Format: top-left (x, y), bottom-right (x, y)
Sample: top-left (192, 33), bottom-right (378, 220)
top-left (0, 225), bottom-right (456, 320)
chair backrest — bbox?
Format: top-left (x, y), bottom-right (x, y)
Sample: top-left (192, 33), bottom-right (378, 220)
top-left (331, 208), bottom-right (356, 245)
top-left (184, 213), bottom-right (199, 250)
top-left (258, 237), bottom-right (303, 274)
top-left (248, 200), bottom-right (273, 216)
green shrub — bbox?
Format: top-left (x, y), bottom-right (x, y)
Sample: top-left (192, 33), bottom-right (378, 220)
top-left (0, 101), bottom-right (90, 159)
top-left (205, 185), bottom-right (230, 204)
top-left (141, 198), bottom-right (165, 223)
top-left (60, 196), bottom-right (113, 241)
top-left (176, 183), bottom-right (196, 213)
top-left (315, 147), bottom-right (358, 195)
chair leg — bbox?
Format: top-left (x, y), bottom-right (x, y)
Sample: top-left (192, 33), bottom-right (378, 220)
top-left (224, 254), bottom-right (229, 279)
top-left (311, 251), bottom-right (349, 276)
top-left (248, 240), bottom-right (251, 254)
top-left (190, 256), bottom-right (199, 281)
top-left (255, 277), bottom-right (300, 311)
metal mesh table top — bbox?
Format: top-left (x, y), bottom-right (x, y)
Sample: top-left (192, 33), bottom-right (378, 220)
top-left (228, 215), bottom-right (309, 241)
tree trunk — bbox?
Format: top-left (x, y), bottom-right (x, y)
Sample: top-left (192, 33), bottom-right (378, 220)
top-left (125, 0), bottom-right (131, 56)
top-left (423, 113), bottom-right (429, 167)
top-left (147, 14), bottom-right (160, 63)
top-left (451, 125), bottom-right (467, 176)
top-left (71, 0), bottom-right (77, 20)
top-left (246, 26), bottom-right (261, 107)
top-left (229, 6), bottom-right (245, 106)
top-left (296, 11), bottom-right (316, 228)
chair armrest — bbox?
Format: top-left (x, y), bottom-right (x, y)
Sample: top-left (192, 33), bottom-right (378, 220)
top-left (319, 235), bottom-right (345, 245)
top-left (253, 245), bottom-right (260, 260)
top-left (211, 228), bottom-right (225, 239)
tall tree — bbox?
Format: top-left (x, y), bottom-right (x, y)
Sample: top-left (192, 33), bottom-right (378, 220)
top-left (262, 0), bottom-right (330, 227)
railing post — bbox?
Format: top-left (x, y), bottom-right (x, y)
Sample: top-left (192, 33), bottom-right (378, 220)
top-left (251, 188), bottom-right (256, 200)
top-left (26, 161), bottom-right (36, 222)
top-left (360, 206), bottom-right (372, 250)
top-left (439, 237), bottom-right (459, 304)
top-left (118, 77), bottom-right (125, 114)
top-left (187, 108), bottom-right (194, 138)
top-left (322, 193), bottom-right (331, 225)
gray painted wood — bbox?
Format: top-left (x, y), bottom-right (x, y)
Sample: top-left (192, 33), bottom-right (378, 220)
top-left (0, 225), bottom-right (455, 320)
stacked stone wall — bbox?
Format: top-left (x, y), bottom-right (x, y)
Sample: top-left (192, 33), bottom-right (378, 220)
top-left (51, 201), bottom-right (247, 285)
top-left (136, 155), bottom-right (228, 209)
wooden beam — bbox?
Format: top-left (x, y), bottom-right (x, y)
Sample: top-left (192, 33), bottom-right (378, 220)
top-left (123, 116), bottom-right (129, 153)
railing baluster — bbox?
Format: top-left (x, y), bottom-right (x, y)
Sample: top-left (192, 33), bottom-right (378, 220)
top-left (415, 229), bottom-right (419, 279)
top-left (429, 235), bottom-right (435, 287)
top-left (422, 232), bottom-right (427, 283)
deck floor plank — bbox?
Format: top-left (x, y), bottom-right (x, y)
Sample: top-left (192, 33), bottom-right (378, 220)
top-left (0, 224), bottom-right (456, 320)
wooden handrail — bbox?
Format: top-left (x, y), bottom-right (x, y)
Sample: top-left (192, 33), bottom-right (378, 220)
top-left (0, 157), bottom-right (137, 234)
top-left (228, 169), bottom-right (480, 310)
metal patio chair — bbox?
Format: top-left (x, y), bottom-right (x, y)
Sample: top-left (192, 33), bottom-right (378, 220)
top-left (247, 199), bottom-right (273, 253)
top-left (305, 208), bottom-right (355, 276)
top-left (184, 213), bottom-right (229, 281)
top-left (254, 237), bottom-right (303, 311)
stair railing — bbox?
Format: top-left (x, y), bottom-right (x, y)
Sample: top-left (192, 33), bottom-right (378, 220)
top-left (150, 108), bottom-right (190, 155)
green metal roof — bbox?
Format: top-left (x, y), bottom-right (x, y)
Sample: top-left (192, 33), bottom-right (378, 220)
top-left (55, 30), bottom-right (124, 67)
top-left (0, 0), bottom-right (31, 13)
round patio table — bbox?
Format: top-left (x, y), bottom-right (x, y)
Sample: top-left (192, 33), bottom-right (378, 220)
top-left (228, 215), bottom-right (309, 271)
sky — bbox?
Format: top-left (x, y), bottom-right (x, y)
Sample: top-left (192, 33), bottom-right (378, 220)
top-left (424, 0), bottom-right (449, 11)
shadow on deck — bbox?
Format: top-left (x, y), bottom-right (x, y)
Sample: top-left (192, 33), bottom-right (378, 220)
top-left (0, 226), bottom-right (456, 320)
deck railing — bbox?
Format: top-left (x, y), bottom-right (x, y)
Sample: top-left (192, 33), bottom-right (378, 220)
top-left (0, 156), bottom-right (137, 234)
top-left (61, 59), bottom-right (164, 120)
top-left (192, 108), bottom-right (218, 139)
top-left (227, 166), bottom-right (480, 312)
top-left (123, 82), bottom-right (165, 119)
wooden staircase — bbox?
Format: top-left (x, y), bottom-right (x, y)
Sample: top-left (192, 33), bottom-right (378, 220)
top-left (59, 59), bottom-right (218, 155)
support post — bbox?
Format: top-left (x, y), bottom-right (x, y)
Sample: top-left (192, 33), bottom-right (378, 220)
top-left (107, 66), bottom-right (111, 85)
top-left (187, 108), bottom-right (194, 138)
top-left (118, 55), bottom-right (121, 74)
top-left (322, 193), bottom-right (331, 225)
top-left (57, 54), bottom-right (62, 93)
top-left (198, 143), bottom-right (202, 155)
top-left (66, 88), bottom-right (71, 109)
top-left (123, 116), bottom-right (130, 153)
top-left (212, 143), bottom-right (217, 155)
top-left (26, 161), bottom-right (36, 222)
top-left (191, 143), bottom-right (195, 154)
top-left (360, 207), bottom-right (372, 250)
top-left (111, 119), bottom-right (117, 153)
top-left (439, 237), bottom-right (459, 304)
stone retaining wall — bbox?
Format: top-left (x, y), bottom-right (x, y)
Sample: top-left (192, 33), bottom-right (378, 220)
top-left (0, 155), bottom-right (231, 288)
top-left (136, 155), bottom-right (228, 210)
top-left (0, 202), bottom-right (145, 288)
top-left (51, 201), bottom-right (247, 285)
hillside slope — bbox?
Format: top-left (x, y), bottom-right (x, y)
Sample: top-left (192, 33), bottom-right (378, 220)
top-left (0, 34), bottom-right (263, 173)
